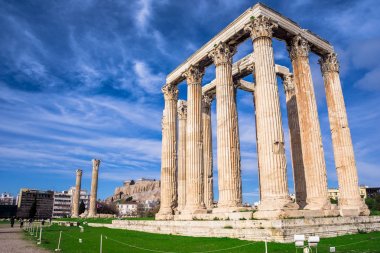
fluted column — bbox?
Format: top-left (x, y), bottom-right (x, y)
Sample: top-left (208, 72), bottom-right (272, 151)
top-left (182, 65), bottom-right (207, 214)
top-left (288, 35), bottom-right (330, 210)
top-left (319, 53), bottom-right (369, 216)
top-left (245, 16), bottom-right (296, 218)
top-left (177, 100), bottom-right (187, 212)
top-left (156, 84), bottom-right (178, 219)
top-left (72, 169), bottom-right (82, 217)
top-left (208, 42), bottom-right (242, 212)
top-left (88, 159), bottom-right (101, 217)
top-left (202, 94), bottom-right (214, 210)
top-left (282, 74), bottom-right (307, 209)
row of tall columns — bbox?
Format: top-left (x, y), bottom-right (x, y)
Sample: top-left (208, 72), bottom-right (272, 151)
top-left (209, 42), bottom-right (242, 212)
top-left (177, 100), bottom-right (187, 212)
top-left (245, 16), bottom-right (297, 218)
top-left (88, 159), bottom-right (101, 217)
top-left (71, 169), bottom-right (83, 217)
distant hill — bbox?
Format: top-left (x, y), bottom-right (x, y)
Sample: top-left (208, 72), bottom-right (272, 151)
top-left (106, 179), bottom-right (160, 203)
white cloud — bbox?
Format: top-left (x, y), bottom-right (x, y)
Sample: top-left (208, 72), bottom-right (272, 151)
top-left (133, 60), bottom-right (165, 94)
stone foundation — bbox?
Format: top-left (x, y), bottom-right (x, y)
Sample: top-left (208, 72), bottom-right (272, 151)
top-left (89, 216), bottom-right (380, 243)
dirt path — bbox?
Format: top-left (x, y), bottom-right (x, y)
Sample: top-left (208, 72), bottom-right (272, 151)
top-left (0, 224), bottom-right (50, 253)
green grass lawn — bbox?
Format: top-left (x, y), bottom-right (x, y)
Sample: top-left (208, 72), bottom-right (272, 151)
top-left (54, 217), bottom-right (154, 224)
top-left (24, 223), bottom-right (380, 253)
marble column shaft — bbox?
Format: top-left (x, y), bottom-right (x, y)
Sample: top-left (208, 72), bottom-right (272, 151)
top-left (183, 65), bottom-right (206, 213)
top-left (158, 84), bottom-right (178, 216)
top-left (245, 16), bottom-right (293, 211)
top-left (72, 169), bottom-right (83, 217)
top-left (177, 100), bottom-right (187, 212)
top-left (319, 53), bottom-right (368, 214)
top-left (89, 159), bottom-right (100, 217)
top-left (209, 42), bottom-right (242, 211)
top-left (288, 35), bottom-right (330, 210)
top-left (283, 74), bottom-right (307, 209)
top-left (202, 94), bottom-right (214, 209)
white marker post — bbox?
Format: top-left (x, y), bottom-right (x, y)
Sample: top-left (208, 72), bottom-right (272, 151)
top-left (55, 231), bottom-right (62, 252)
top-left (35, 226), bottom-right (39, 238)
top-left (37, 226), bottom-right (42, 245)
top-left (265, 237), bottom-right (268, 253)
top-left (100, 234), bottom-right (103, 253)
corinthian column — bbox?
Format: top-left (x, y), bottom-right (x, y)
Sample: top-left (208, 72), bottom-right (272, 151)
top-left (282, 74), bottom-right (307, 209)
top-left (72, 169), bottom-right (82, 217)
top-left (177, 100), bottom-right (187, 213)
top-left (208, 42), bottom-right (242, 212)
top-left (245, 16), bottom-right (296, 218)
top-left (287, 35), bottom-right (330, 210)
top-left (202, 94), bottom-right (214, 210)
top-left (156, 84), bottom-right (178, 219)
top-left (182, 65), bottom-right (207, 214)
top-left (319, 53), bottom-right (369, 216)
top-left (88, 159), bottom-right (101, 217)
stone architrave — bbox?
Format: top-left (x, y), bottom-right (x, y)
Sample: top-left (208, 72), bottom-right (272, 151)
top-left (245, 16), bottom-right (297, 218)
top-left (319, 53), bottom-right (369, 216)
top-left (88, 159), bottom-right (101, 217)
top-left (71, 169), bottom-right (83, 217)
top-left (202, 94), bottom-right (214, 210)
top-left (156, 84), bottom-right (178, 219)
top-left (288, 35), bottom-right (330, 210)
top-left (208, 42), bottom-right (242, 212)
top-left (177, 100), bottom-right (187, 212)
top-left (182, 64), bottom-right (207, 214)
top-left (282, 74), bottom-right (307, 209)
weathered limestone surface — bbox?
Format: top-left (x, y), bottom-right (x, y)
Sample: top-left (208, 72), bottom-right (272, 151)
top-left (156, 84), bottom-right (178, 219)
top-left (71, 169), bottom-right (82, 218)
top-left (288, 35), bottom-right (330, 211)
top-left (88, 159), bottom-right (101, 217)
top-left (90, 216), bottom-right (380, 243)
top-left (182, 65), bottom-right (207, 214)
top-left (177, 100), bottom-right (187, 212)
top-left (209, 42), bottom-right (242, 212)
top-left (245, 16), bottom-right (297, 218)
top-left (319, 53), bottom-right (369, 216)
top-left (282, 74), bottom-right (307, 209)
top-left (202, 94), bottom-right (214, 210)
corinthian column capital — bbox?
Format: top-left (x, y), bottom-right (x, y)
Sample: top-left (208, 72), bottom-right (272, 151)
top-left (287, 35), bottom-right (310, 60)
top-left (162, 83), bottom-right (179, 100)
top-left (244, 15), bottom-right (278, 40)
top-left (177, 100), bottom-right (187, 120)
top-left (208, 42), bottom-right (236, 67)
top-left (319, 52), bottom-right (340, 74)
top-left (76, 169), bottom-right (83, 176)
top-left (182, 64), bottom-right (205, 85)
top-left (283, 74), bottom-right (295, 94)
top-left (92, 159), bottom-right (101, 170)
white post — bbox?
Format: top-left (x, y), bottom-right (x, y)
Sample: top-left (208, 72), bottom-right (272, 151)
top-left (35, 226), bottom-right (39, 237)
top-left (37, 226), bottom-right (42, 244)
top-left (265, 237), bottom-right (268, 253)
top-left (100, 234), bottom-right (103, 253)
top-left (55, 231), bottom-right (62, 252)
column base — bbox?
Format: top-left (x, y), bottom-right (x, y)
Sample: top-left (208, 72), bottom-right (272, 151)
top-left (181, 207), bottom-right (208, 215)
top-left (155, 213), bottom-right (174, 220)
top-left (304, 197), bottom-right (331, 211)
top-left (212, 206), bottom-right (246, 213)
top-left (253, 197), bottom-right (299, 219)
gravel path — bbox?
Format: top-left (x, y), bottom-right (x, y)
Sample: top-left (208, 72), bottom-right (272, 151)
top-left (0, 224), bottom-right (50, 253)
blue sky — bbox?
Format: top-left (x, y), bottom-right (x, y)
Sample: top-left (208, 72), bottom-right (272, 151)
top-left (0, 0), bottom-right (379, 203)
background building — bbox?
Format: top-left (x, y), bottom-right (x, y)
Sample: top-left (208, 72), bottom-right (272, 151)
top-left (118, 201), bottom-right (138, 216)
top-left (0, 192), bottom-right (16, 205)
top-left (52, 188), bottom-right (90, 218)
top-left (16, 188), bottom-right (54, 219)
top-left (328, 186), bottom-right (370, 201)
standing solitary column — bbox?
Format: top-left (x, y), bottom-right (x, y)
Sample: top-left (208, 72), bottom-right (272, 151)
top-left (182, 64), bottom-right (207, 214)
top-left (72, 169), bottom-right (83, 217)
top-left (202, 94), bottom-right (214, 210)
top-left (319, 53), bottom-right (369, 216)
top-left (88, 159), bottom-right (101, 217)
top-left (287, 35), bottom-right (330, 211)
top-left (282, 74), bottom-right (307, 209)
top-left (209, 42), bottom-right (242, 212)
top-left (245, 16), bottom-right (296, 218)
top-left (177, 100), bottom-right (187, 213)
top-left (156, 84), bottom-right (178, 219)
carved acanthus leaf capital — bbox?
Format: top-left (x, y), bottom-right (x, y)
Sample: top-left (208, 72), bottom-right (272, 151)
top-left (76, 169), bottom-right (83, 175)
top-left (244, 15), bottom-right (278, 40)
top-left (162, 83), bottom-right (179, 100)
top-left (177, 100), bottom-right (187, 120)
top-left (202, 94), bottom-right (213, 107)
top-left (208, 42), bottom-right (236, 67)
top-left (92, 159), bottom-right (101, 169)
top-left (282, 74), bottom-right (295, 94)
top-left (287, 35), bottom-right (310, 60)
top-left (319, 53), bottom-right (340, 74)
top-left (182, 64), bottom-right (205, 85)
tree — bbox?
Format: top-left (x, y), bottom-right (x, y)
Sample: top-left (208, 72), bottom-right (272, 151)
top-left (29, 199), bottom-right (37, 219)
top-left (79, 200), bottom-right (86, 215)
top-left (126, 196), bottom-right (133, 201)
